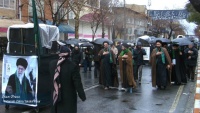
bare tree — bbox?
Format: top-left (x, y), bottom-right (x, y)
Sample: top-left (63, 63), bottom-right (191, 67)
top-left (23, 0), bottom-right (70, 26)
top-left (112, 7), bottom-right (125, 39)
top-left (166, 20), bottom-right (184, 39)
top-left (68, 0), bottom-right (87, 39)
top-left (150, 20), bottom-right (168, 37)
top-left (99, 0), bottom-right (112, 38)
top-left (89, 10), bottom-right (102, 41)
top-left (88, 0), bottom-right (119, 40)
top-left (150, 19), bottom-right (184, 39)
top-left (46, 0), bottom-right (70, 25)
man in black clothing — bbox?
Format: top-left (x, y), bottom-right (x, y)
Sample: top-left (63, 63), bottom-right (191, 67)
top-left (93, 44), bottom-right (102, 77)
top-left (116, 42), bottom-right (122, 65)
top-left (133, 42), bottom-right (146, 84)
top-left (184, 43), bottom-right (198, 81)
top-left (71, 44), bottom-right (83, 71)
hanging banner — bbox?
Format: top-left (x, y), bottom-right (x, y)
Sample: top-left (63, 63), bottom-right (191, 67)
top-left (148, 10), bottom-right (189, 20)
top-left (2, 55), bottom-right (38, 107)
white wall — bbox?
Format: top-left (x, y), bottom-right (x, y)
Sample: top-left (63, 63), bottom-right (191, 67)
top-left (68, 20), bottom-right (110, 41)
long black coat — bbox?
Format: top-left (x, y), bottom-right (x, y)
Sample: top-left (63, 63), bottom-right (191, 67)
top-left (71, 50), bottom-right (83, 65)
top-left (184, 47), bottom-right (198, 66)
top-left (50, 59), bottom-right (86, 113)
top-left (133, 48), bottom-right (146, 65)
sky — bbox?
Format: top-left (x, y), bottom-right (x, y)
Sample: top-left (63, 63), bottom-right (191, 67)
top-left (124, 0), bottom-right (197, 35)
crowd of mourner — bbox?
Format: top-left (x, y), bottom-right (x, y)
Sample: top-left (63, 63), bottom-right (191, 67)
top-left (50, 38), bottom-right (198, 113)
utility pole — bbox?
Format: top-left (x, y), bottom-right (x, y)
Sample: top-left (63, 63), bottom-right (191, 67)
top-left (123, 0), bottom-right (126, 40)
top-left (147, 0), bottom-right (151, 34)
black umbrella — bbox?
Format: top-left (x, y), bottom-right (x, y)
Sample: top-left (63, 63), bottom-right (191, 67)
top-left (68, 38), bottom-right (82, 42)
top-left (172, 38), bottom-right (192, 46)
top-left (57, 40), bottom-right (66, 46)
top-left (79, 39), bottom-right (90, 42)
top-left (92, 38), bottom-right (113, 45)
top-left (80, 42), bottom-right (93, 47)
top-left (65, 39), bottom-right (78, 45)
top-left (150, 38), bottom-right (171, 43)
top-left (137, 38), bottom-right (149, 46)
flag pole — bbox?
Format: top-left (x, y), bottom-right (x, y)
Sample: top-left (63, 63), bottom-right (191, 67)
top-left (32, 0), bottom-right (41, 65)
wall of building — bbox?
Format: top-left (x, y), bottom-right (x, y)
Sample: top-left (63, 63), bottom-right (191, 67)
top-left (0, 8), bottom-right (16, 18)
top-left (64, 19), bottom-right (110, 41)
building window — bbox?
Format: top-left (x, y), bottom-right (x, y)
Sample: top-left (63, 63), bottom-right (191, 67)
top-left (0, 0), bottom-right (15, 9)
top-left (28, 0), bottom-right (44, 18)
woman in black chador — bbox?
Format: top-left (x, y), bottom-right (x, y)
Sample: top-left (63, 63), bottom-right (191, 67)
top-left (170, 43), bottom-right (187, 85)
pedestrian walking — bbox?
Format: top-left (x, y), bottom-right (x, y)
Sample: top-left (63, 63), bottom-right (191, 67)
top-left (49, 46), bottom-right (86, 113)
top-left (98, 41), bottom-right (117, 89)
top-left (133, 42), bottom-right (146, 84)
top-left (184, 43), bottom-right (198, 82)
top-left (150, 40), bottom-right (171, 90)
top-left (93, 44), bottom-right (102, 78)
top-left (118, 43), bottom-right (136, 93)
top-left (71, 44), bottom-right (83, 71)
top-left (170, 43), bottom-right (187, 85)
top-left (111, 44), bottom-right (118, 64)
top-left (82, 47), bottom-right (93, 73)
top-left (116, 42), bottom-right (122, 65)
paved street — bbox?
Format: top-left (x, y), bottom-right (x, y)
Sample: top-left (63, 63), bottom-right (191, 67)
top-left (0, 62), bottom-right (196, 113)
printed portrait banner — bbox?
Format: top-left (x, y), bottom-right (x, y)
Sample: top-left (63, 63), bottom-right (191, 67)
top-left (2, 55), bottom-right (39, 107)
top-left (143, 47), bottom-right (150, 60)
top-left (148, 10), bottom-right (189, 20)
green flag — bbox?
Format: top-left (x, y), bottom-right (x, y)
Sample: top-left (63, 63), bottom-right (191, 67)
top-left (32, 0), bottom-right (42, 63)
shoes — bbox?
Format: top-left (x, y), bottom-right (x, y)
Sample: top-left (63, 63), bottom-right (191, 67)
top-left (104, 86), bottom-right (109, 90)
top-left (129, 88), bottom-right (133, 93)
top-left (127, 88), bottom-right (133, 93)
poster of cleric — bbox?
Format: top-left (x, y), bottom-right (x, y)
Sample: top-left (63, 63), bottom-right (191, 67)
top-left (1, 55), bottom-right (38, 106)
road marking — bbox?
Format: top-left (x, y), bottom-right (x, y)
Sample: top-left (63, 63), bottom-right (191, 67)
top-left (84, 85), bottom-right (99, 91)
top-left (169, 85), bottom-right (184, 113)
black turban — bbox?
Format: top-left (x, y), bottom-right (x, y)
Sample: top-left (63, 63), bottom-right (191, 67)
top-left (16, 58), bottom-right (28, 69)
top-left (122, 43), bottom-right (129, 48)
top-left (172, 43), bottom-right (179, 47)
top-left (103, 41), bottom-right (109, 45)
top-left (156, 40), bottom-right (163, 45)
top-left (60, 46), bottom-right (71, 53)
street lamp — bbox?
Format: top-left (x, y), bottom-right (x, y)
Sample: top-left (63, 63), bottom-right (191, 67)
top-left (123, 0), bottom-right (126, 40)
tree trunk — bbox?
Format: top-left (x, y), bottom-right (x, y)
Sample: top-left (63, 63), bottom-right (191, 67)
top-left (112, 28), bottom-right (115, 39)
top-left (75, 16), bottom-right (79, 39)
top-left (92, 30), bottom-right (95, 41)
top-left (102, 20), bottom-right (105, 38)
top-left (168, 29), bottom-right (173, 39)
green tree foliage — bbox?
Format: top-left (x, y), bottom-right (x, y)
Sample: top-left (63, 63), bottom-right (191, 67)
top-left (186, 3), bottom-right (200, 24)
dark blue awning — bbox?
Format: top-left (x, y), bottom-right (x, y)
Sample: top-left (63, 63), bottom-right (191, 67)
top-left (58, 24), bottom-right (75, 34)
top-left (45, 20), bottom-right (75, 34)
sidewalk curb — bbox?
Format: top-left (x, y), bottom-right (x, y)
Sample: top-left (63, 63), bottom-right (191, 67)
top-left (193, 53), bottom-right (200, 113)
